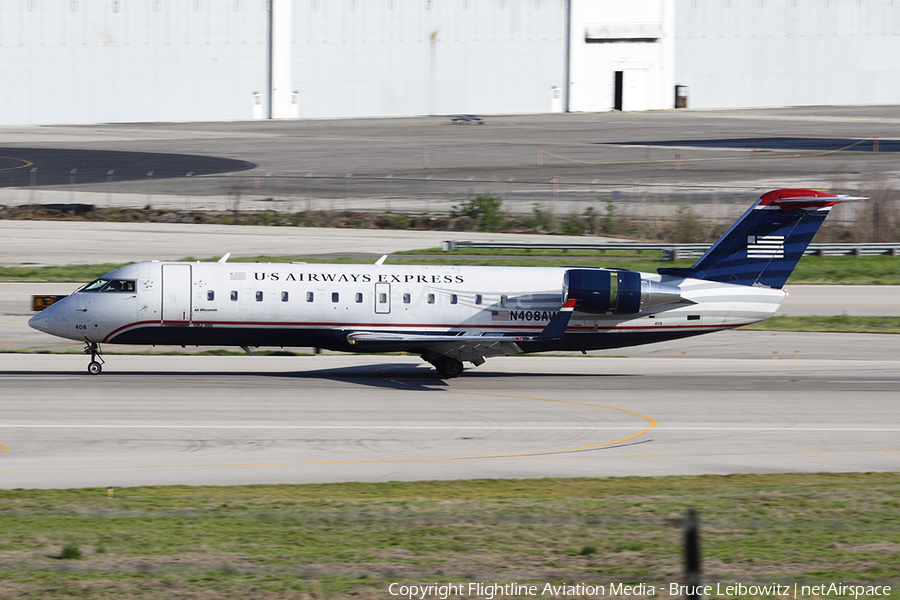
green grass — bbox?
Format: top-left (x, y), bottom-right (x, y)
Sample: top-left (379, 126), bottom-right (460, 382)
top-left (396, 247), bottom-right (663, 258)
top-left (741, 315), bottom-right (900, 334)
top-left (3, 255), bottom-right (899, 284)
top-left (0, 474), bottom-right (898, 599)
top-left (0, 263), bottom-right (131, 283)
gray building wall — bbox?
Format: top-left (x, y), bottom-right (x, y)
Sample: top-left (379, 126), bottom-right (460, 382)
top-left (0, 0), bottom-right (567, 125)
top-left (4, 0), bottom-right (900, 125)
top-left (290, 0), bottom-right (568, 118)
top-left (674, 0), bottom-right (900, 109)
top-left (0, 0), bottom-right (268, 125)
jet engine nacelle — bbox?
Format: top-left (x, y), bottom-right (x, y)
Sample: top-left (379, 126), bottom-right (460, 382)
top-left (563, 269), bottom-right (685, 315)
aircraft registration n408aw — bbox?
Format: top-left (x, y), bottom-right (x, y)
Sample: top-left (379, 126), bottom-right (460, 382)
top-left (29, 189), bottom-right (857, 378)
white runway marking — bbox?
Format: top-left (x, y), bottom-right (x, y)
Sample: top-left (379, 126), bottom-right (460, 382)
top-left (0, 424), bottom-right (897, 432)
top-left (827, 381), bottom-right (900, 384)
top-left (0, 376), bottom-right (82, 380)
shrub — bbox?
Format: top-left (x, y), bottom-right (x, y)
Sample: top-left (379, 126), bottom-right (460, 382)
top-left (561, 214), bottom-right (585, 236)
top-left (451, 194), bottom-right (506, 232)
top-left (601, 199), bottom-right (618, 235)
top-left (60, 543), bottom-right (82, 560)
top-left (673, 204), bottom-right (704, 243)
top-left (530, 203), bottom-right (558, 232)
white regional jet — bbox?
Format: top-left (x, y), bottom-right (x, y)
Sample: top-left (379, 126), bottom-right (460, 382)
top-left (29, 189), bottom-right (851, 378)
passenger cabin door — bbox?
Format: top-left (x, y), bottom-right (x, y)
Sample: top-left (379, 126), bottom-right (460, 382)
top-left (162, 264), bottom-right (192, 325)
top-left (374, 282), bottom-right (390, 314)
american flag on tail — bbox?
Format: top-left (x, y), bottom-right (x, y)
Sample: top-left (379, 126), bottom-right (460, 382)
top-left (747, 235), bottom-right (784, 258)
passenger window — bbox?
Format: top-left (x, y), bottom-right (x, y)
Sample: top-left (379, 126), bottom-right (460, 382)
top-left (307, 291), bottom-right (314, 302)
top-left (231, 290), bottom-right (238, 301)
top-left (207, 291), bottom-right (215, 301)
top-left (450, 294), bottom-right (458, 305)
top-left (281, 291), bottom-right (289, 302)
top-left (379, 293), bottom-right (387, 304)
top-left (355, 292), bottom-right (363, 303)
top-left (332, 292), bottom-right (339, 303)
top-left (427, 293), bottom-right (435, 304)
top-left (403, 293), bottom-right (411, 304)
top-left (475, 294), bottom-right (482, 305)
top-left (256, 291), bottom-right (263, 302)
top-left (500, 295), bottom-right (508, 307)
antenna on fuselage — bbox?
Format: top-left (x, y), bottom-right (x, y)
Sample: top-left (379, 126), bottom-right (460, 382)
top-left (218, 253), bottom-right (231, 263)
top-left (375, 255), bottom-right (388, 265)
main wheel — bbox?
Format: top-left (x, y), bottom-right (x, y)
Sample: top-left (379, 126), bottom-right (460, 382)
top-left (435, 357), bottom-right (463, 379)
top-left (87, 361), bottom-right (102, 375)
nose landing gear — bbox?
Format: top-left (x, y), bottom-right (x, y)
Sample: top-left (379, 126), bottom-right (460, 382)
top-left (84, 341), bottom-right (105, 375)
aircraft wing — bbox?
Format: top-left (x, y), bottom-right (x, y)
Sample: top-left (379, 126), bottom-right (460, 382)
top-left (347, 331), bottom-right (526, 364)
top-left (345, 299), bottom-right (577, 364)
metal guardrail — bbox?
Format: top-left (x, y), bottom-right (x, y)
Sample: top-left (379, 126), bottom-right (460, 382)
top-left (441, 241), bottom-right (900, 260)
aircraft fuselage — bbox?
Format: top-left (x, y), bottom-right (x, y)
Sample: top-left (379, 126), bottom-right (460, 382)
top-left (30, 261), bottom-right (783, 354)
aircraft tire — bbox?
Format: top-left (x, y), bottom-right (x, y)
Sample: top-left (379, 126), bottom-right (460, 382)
top-left (435, 357), bottom-right (463, 379)
top-left (87, 361), bottom-right (102, 375)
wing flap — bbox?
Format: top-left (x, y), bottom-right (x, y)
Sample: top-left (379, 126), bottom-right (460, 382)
top-left (346, 331), bottom-right (525, 362)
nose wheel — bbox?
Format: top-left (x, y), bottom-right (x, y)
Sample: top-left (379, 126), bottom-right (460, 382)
top-left (84, 342), bottom-right (105, 375)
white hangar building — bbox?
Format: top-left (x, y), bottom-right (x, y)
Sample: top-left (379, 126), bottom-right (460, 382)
top-left (1, 0), bottom-right (898, 125)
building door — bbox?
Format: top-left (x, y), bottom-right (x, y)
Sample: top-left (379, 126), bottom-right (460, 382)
top-left (162, 264), bottom-right (192, 324)
top-left (614, 71), bottom-right (624, 111)
top-left (374, 282), bottom-right (391, 314)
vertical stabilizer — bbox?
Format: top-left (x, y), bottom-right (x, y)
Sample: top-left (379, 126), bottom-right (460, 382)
top-left (658, 189), bottom-right (852, 288)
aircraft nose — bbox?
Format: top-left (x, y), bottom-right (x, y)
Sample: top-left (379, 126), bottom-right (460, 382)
top-left (28, 310), bottom-right (51, 333)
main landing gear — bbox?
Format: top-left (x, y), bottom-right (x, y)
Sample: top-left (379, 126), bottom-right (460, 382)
top-left (84, 341), bottom-right (105, 375)
top-left (422, 352), bottom-right (464, 379)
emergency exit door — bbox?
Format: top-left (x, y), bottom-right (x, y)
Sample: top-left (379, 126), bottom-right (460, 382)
top-left (374, 282), bottom-right (391, 314)
top-left (162, 264), bottom-right (192, 324)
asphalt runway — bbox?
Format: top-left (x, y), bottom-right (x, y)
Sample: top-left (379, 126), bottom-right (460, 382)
top-left (1, 353), bottom-right (897, 489)
top-left (0, 221), bottom-right (608, 267)
top-left (1, 106), bottom-right (897, 489)
top-left (2, 106), bottom-right (900, 209)
top-left (0, 148), bottom-right (254, 187)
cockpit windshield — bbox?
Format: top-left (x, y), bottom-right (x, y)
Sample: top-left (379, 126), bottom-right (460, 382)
top-left (81, 279), bottom-right (136, 293)
top-left (81, 279), bottom-right (109, 292)
top-left (102, 279), bottom-right (136, 292)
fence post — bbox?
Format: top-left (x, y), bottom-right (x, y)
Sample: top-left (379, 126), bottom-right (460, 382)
top-left (145, 171), bottom-right (154, 209)
top-left (107, 170), bottom-right (115, 208)
top-left (185, 172), bottom-right (193, 211)
top-left (684, 508), bottom-right (701, 600)
top-left (29, 167), bottom-right (37, 205)
top-left (345, 173), bottom-right (352, 212)
top-left (69, 168), bottom-right (77, 204)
